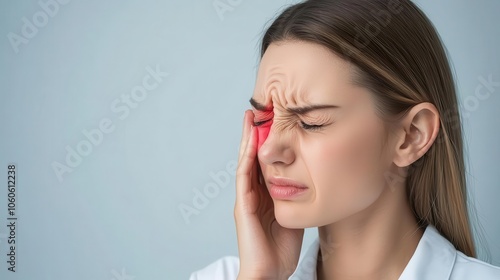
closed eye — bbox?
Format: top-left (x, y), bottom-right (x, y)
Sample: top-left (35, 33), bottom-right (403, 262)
top-left (254, 119), bottom-right (325, 131)
top-left (299, 121), bottom-right (324, 131)
top-left (253, 119), bottom-right (272, 126)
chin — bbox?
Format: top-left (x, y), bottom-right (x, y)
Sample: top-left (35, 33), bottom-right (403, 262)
top-left (273, 201), bottom-right (314, 229)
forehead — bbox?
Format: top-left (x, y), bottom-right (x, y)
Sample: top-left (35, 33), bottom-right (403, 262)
top-left (253, 40), bottom-right (353, 106)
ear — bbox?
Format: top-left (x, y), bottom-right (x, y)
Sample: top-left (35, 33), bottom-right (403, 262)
top-left (392, 102), bottom-right (440, 167)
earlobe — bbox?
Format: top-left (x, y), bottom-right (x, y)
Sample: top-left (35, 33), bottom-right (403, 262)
top-left (393, 102), bottom-right (440, 167)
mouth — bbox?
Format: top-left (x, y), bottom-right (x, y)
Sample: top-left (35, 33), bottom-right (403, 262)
top-left (267, 177), bottom-right (309, 200)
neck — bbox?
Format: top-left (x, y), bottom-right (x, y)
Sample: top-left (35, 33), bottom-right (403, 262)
top-left (316, 185), bottom-right (424, 280)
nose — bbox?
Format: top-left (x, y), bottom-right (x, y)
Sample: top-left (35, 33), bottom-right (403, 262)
top-left (257, 119), bottom-right (295, 166)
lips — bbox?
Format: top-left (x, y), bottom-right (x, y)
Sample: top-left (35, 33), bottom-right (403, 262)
top-left (267, 177), bottom-right (309, 200)
top-left (268, 177), bottom-right (308, 189)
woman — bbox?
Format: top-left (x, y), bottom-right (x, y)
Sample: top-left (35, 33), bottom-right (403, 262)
top-left (190, 0), bottom-right (500, 279)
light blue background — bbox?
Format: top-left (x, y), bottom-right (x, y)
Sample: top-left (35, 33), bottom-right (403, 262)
top-left (0, 0), bottom-right (499, 279)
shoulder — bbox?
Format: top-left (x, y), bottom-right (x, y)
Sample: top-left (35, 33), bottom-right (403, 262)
top-left (399, 224), bottom-right (500, 280)
top-left (189, 255), bottom-right (240, 280)
top-left (450, 251), bottom-right (500, 279)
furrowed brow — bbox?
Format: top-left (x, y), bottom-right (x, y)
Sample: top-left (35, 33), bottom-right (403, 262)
top-left (249, 97), bottom-right (272, 111)
top-left (249, 97), bottom-right (339, 115)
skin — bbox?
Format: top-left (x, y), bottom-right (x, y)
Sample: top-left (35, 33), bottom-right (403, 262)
top-left (235, 40), bottom-right (440, 280)
top-left (256, 118), bottom-right (272, 151)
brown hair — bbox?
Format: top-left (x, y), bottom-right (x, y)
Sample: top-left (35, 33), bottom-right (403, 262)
top-left (259, 0), bottom-right (485, 257)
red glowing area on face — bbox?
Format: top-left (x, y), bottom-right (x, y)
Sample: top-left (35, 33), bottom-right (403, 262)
top-left (257, 120), bottom-right (272, 151)
top-left (254, 109), bottom-right (274, 151)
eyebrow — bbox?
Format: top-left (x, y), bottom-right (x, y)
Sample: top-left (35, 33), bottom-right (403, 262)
top-left (249, 97), bottom-right (339, 115)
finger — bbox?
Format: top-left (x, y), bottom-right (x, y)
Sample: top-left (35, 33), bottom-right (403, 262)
top-left (256, 160), bottom-right (264, 185)
top-left (238, 110), bottom-right (254, 162)
top-left (250, 153), bottom-right (260, 187)
top-left (236, 125), bottom-right (257, 201)
top-left (252, 160), bottom-right (270, 211)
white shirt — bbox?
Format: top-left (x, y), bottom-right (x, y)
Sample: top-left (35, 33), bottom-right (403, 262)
top-left (189, 224), bottom-right (500, 279)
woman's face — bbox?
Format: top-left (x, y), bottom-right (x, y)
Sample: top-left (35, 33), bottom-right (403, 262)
top-left (253, 41), bottom-right (394, 228)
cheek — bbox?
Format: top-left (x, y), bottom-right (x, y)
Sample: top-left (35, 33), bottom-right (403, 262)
top-left (329, 120), bottom-right (382, 174)
top-left (309, 127), bottom-right (379, 179)
top-left (304, 121), bottom-right (386, 221)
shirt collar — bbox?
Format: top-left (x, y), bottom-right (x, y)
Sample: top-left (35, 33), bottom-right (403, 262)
top-left (289, 224), bottom-right (457, 280)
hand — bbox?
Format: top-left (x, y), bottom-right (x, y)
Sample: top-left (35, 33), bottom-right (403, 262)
top-left (234, 109), bottom-right (305, 280)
